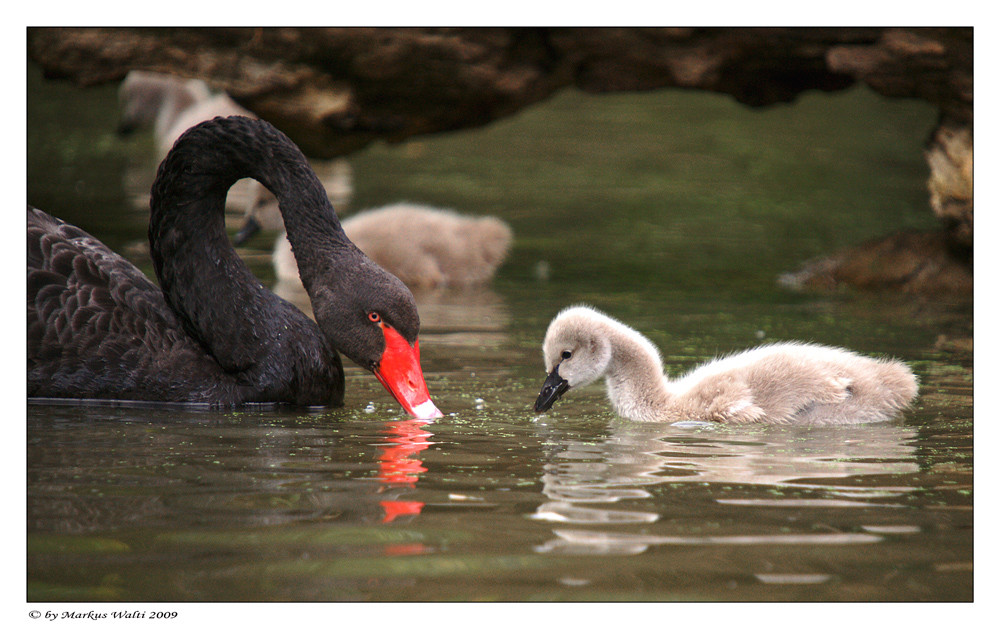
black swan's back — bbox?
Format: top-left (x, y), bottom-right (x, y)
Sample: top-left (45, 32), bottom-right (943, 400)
top-left (27, 206), bottom-right (259, 403)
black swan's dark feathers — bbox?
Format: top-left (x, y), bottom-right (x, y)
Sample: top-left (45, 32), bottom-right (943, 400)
top-left (27, 206), bottom-right (258, 403)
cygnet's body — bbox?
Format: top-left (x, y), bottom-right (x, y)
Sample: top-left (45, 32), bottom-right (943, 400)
top-left (534, 305), bottom-right (918, 425)
top-left (274, 202), bottom-right (513, 289)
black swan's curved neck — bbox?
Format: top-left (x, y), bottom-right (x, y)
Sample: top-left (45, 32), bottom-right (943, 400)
top-left (148, 116), bottom-right (348, 375)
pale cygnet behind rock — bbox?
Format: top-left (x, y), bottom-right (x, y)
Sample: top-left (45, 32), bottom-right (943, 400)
top-left (117, 70), bottom-right (352, 225)
top-left (117, 70), bottom-right (267, 214)
top-left (118, 70), bottom-right (251, 156)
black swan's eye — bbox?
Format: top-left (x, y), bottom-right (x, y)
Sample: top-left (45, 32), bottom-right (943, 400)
top-left (368, 312), bottom-right (382, 323)
top-left (561, 350), bottom-right (572, 360)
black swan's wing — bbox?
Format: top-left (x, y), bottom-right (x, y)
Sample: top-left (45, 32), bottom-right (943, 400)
top-left (27, 206), bottom-right (240, 403)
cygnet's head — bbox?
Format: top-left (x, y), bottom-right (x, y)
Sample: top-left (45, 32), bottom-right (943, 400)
top-left (534, 306), bottom-right (614, 412)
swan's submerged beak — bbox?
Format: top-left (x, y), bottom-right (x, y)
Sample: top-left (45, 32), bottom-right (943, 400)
top-left (534, 366), bottom-right (570, 412)
top-left (373, 326), bottom-right (444, 420)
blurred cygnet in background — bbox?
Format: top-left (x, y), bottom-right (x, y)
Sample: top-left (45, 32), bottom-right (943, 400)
top-left (273, 202), bottom-right (513, 290)
top-left (117, 70), bottom-right (353, 219)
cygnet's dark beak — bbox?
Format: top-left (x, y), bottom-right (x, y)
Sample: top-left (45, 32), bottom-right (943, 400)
top-left (117, 119), bottom-right (137, 136)
top-left (232, 216), bottom-right (263, 246)
top-left (534, 366), bottom-right (570, 412)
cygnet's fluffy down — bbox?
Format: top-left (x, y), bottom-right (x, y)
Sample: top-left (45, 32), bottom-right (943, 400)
top-left (534, 305), bottom-right (918, 425)
top-left (117, 71), bottom-right (270, 214)
top-left (118, 70), bottom-right (253, 156)
top-left (274, 203), bottom-right (513, 289)
top-left (117, 70), bottom-right (353, 218)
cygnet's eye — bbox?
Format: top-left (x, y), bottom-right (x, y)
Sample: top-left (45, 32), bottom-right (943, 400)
top-left (561, 350), bottom-right (573, 360)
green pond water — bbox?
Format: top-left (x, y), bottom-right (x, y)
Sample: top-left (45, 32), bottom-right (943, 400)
top-left (26, 63), bottom-right (972, 604)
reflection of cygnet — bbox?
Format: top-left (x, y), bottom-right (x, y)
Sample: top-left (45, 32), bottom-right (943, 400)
top-left (274, 203), bottom-right (513, 290)
top-left (535, 305), bottom-right (918, 424)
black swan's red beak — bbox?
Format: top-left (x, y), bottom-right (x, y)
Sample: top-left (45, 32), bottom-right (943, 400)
top-left (373, 326), bottom-right (443, 420)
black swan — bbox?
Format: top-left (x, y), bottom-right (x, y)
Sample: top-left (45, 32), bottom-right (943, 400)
top-left (27, 115), bottom-right (442, 419)
top-left (534, 305), bottom-right (917, 424)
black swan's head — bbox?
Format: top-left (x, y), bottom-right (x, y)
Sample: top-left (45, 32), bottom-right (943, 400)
top-left (152, 115), bottom-right (442, 418)
top-left (307, 252), bottom-right (443, 420)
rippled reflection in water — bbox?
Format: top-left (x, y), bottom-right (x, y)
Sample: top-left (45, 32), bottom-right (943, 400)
top-left (28, 393), bottom-right (970, 602)
top-left (532, 422), bottom-right (919, 555)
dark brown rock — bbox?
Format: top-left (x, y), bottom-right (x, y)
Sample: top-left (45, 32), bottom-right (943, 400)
top-left (926, 123), bottom-right (973, 249)
top-left (778, 230), bottom-right (972, 297)
top-left (27, 27), bottom-right (972, 158)
top-left (826, 28), bottom-right (972, 125)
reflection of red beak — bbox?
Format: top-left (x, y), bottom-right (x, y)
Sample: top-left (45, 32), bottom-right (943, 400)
top-left (372, 325), bottom-right (443, 419)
